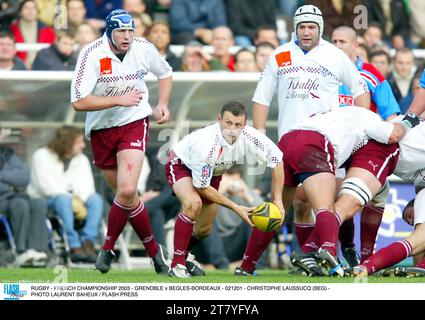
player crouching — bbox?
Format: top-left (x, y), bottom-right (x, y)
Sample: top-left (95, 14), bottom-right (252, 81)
top-left (165, 101), bottom-right (285, 278)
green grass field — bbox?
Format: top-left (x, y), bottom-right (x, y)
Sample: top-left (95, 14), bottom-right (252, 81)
top-left (1, 268), bottom-right (425, 283)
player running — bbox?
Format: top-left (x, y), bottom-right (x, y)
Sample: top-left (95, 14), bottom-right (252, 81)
top-left (71, 9), bottom-right (173, 274)
top-left (237, 4), bottom-right (371, 276)
top-left (165, 101), bottom-right (284, 278)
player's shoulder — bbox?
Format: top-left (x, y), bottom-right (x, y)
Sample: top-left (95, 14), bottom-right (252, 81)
top-left (133, 37), bottom-right (160, 52)
top-left (361, 62), bottom-right (384, 83)
top-left (242, 125), bottom-right (268, 140)
top-left (78, 37), bottom-right (105, 58)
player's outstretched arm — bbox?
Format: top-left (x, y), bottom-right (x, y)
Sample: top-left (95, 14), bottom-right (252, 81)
top-left (195, 186), bottom-right (255, 227)
top-left (72, 90), bottom-right (144, 111)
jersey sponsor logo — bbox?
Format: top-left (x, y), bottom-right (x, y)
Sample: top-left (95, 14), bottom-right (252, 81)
top-left (286, 77), bottom-right (320, 100)
top-left (201, 164), bottom-right (212, 178)
top-left (100, 57), bottom-right (112, 75)
top-left (339, 94), bottom-right (353, 105)
top-left (275, 51), bottom-right (292, 67)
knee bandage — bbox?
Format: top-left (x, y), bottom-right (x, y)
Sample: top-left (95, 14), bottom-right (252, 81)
top-left (339, 177), bottom-right (372, 206)
top-left (372, 181), bottom-right (390, 208)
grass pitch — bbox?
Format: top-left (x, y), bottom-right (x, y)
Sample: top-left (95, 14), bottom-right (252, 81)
top-left (1, 268), bottom-right (425, 283)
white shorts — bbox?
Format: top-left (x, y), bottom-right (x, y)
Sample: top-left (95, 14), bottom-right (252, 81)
top-left (335, 168), bottom-right (346, 179)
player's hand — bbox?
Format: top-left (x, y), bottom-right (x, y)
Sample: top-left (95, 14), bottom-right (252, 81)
top-left (119, 90), bottom-right (143, 107)
top-left (235, 205), bottom-right (255, 227)
top-left (272, 200), bottom-right (285, 225)
top-left (153, 104), bottom-right (170, 124)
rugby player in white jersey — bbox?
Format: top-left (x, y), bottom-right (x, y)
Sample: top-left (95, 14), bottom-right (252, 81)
top-left (349, 120), bottom-right (425, 277)
top-left (164, 101), bottom-right (284, 278)
top-left (238, 4), bottom-right (370, 276)
top-left (239, 106), bottom-right (418, 276)
top-left (71, 9), bottom-right (172, 274)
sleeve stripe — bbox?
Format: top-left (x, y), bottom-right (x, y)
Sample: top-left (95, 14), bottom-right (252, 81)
top-left (360, 71), bottom-right (379, 88)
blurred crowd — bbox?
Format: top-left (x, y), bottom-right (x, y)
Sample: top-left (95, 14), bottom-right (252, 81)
top-left (1, 0), bottom-right (425, 269)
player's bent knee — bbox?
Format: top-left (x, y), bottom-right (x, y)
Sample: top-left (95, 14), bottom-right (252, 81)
top-left (181, 198), bottom-right (203, 217)
top-left (339, 177), bottom-right (372, 207)
top-left (117, 186), bottom-right (138, 202)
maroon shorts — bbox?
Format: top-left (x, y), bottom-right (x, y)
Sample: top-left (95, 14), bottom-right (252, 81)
top-left (347, 140), bottom-right (400, 185)
top-left (90, 118), bottom-right (149, 170)
top-left (164, 151), bottom-right (222, 205)
top-left (278, 130), bottom-right (335, 187)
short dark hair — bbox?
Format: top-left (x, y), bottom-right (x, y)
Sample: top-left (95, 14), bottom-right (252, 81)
top-left (256, 41), bottom-right (276, 51)
top-left (370, 50), bottom-right (391, 65)
top-left (220, 101), bottom-right (247, 119)
top-left (0, 31), bottom-right (16, 43)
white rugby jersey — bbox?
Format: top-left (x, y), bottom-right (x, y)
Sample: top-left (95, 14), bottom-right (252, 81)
top-left (393, 121), bottom-right (425, 186)
top-left (173, 123), bottom-right (282, 189)
top-left (253, 34), bottom-right (368, 140)
top-left (294, 106), bottom-right (394, 168)
top-left (71, 34), bottom-right (172, 138)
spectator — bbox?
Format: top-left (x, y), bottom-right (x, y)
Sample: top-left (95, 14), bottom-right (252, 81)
top-left (9, 0), bottom-right (55, 68)
top-left (35, 0), bottom-right (67, 27)
top-left (255, 42), bottom-right (276, 72)
top-left (147, 21), bottom-right (181, 71)
top-left (32, 30), bottom-right (77, 70)
top-left (363, 0), bottom-right (410, 46)
top-left (356, 43), bottom-right (370, 63)
top-left (84, 0), bottom-right (122, 20)
top-left (66, 0), bottom-right (88, 35)
top-left (0, 31), bottom-right (27, 70)
top-left (234, 48), bottom-right (257, 72)
top-left (0, 128), bottom-right (49, 267)
top-left (75, 22), bottom-right (99, 51)
top-left (27, 126), bottom-right (104, 263)
top-left (388, 48), bottom-right (417, 114)
top-left (410, 0), bottom-right (425, 48)
top-left (81, 0), bottom-right (122, 32)
top-left (0, 0), bottom-right (20, 31)
top-left (370, 50), bottom-right (391, 79)
top-left (169, 0), bottom-right (227, 45)
top-left (181, 41), bottom-right (227, 72)
top-left (391, 34), bottom-right (405, 50)
top-left (225, 0), bottom-right (276, 47)
top-left (211, 26), bottom-right (235, 71)
top-left (363, 22), bottom-right (384, 51)
top-left (254, 27), bottom-right (280, 49)
top-left (306, 0), bottom-right (362, 39)
top-left (276, 0), bottom-right (303, 17)
top-left (124, 0), bottom-right (152, 27)
top-left (131, 12), bottom-right (150, 37)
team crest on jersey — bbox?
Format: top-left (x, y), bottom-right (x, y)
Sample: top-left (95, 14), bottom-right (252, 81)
top-left (201, 165), bottom-right (212, 178)
top-left (137, 69), bottom-right (148, 80)
top-left (100, 57), bottom-right (112, 75)
top-left (275, 51), bottom-right (292, 67)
